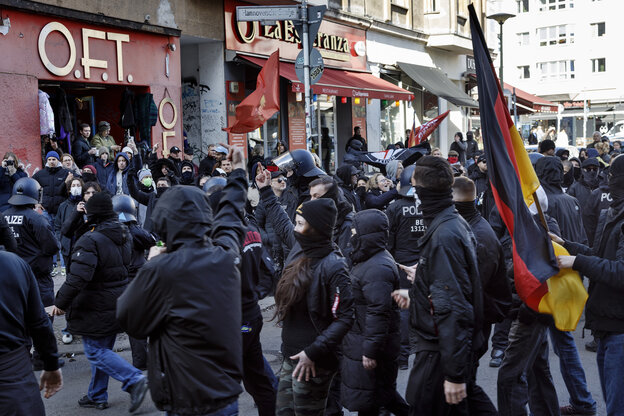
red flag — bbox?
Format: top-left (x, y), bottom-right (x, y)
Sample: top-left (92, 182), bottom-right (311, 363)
top-left (407, 110), bottom-right (450, 147)
top-left (224, 50), bottom-right (280, 134)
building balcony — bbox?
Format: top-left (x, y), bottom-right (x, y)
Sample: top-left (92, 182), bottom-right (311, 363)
top-left (426, 33), bottom-right (473, 54)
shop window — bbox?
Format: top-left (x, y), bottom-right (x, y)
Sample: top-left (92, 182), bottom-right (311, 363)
top-left (517, 0), bottom-right (530, 13)
top-left (517, 32), bottom-right (530, 46)
top-left (518, 65), bottom-right (531, 79)
top-left (591, 58), bottom-right (606, 73)
top-left (591, 22), bottom-right (606, 37)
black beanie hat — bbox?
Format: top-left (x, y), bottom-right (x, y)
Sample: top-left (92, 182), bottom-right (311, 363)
top-left (297, 198), bottom-right (337, 239)
top-left (85, 192), bottom-right (116, 219)
top-left (611, 155), bottom-right (624, 178)
top-left (539, 139), bottom-right (556, 153)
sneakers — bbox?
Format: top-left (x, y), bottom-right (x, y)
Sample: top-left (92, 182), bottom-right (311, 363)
top-left (585, 339), bottom-right (598, 353)
top-left (50, 267), bottom-right (58, 277)
top-left (489, 349), bottom-right (504, 368)
top-left (78, 395), bottom-right (110, 410)
top-left (60, 267), bottom-right (66, 276)
top-left (128, 377), bottom-right (149, 413)
top-left (398, 360), bottom-right (409, 371)
top-left (33, 358), bottom-right (65, 372)
top-left (560, 404), bottom-right (596, 415)
top-left (62, 332), bottom-right (73, 344)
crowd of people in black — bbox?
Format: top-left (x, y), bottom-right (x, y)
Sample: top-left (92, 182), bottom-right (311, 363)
top-left (1, 122), bottom-right (624, 416)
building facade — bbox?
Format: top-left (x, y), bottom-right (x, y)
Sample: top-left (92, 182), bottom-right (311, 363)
top-left (501, 0), bottom-right (624, 144)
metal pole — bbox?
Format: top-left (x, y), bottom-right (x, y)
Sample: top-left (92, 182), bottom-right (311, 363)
top-left (499, 21), bottom-right (504, 87)
top-left (301, 0), bottom-right (313, 147)
top-left (513, 87), bottom-right (518, 126)
top-left (583, 98), bottom-right (587, 140)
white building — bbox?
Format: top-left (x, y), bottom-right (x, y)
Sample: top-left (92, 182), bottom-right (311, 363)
top-left (499, 0), bottom-right (624, 144)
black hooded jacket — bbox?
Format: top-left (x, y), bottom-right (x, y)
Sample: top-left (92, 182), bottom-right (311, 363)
top-left (469, 167), bottom-right (494, 221)
top-left (335, 165), bottom-right (361, 212)
top-left (408, 205), bottom-right (483, 384)
top-left (568, 173), bottom-right (601, 239)
top-left (536, 157), bottom-right (588, 244)
top-left (341, 209), bottom-right (402, 411)
top-left (117, 171), bottom-right (248, 415)
top-left (583, 184), bottom-right (612, 246)
top-left (55, 218), bottom-right (132, 337)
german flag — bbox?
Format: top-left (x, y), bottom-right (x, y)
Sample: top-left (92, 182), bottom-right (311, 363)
top-left (468, 5), bottom-right (587, 330)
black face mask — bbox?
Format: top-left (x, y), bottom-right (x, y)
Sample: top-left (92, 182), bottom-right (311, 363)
top-left (294, 231), bottom-right (333, 259)
top-left (582, 169), bottom-right (600, 188)
top-left (157, 186), bottom-right (169, 197)
top-left (82, 173), bottom-right (97, 183)
top-left (454, 200), bottom-right (479, 222)
top-left (573, 166), bottom-right (582, 181)
top-left (563, 168), bottom-right (575, 188)
top-left (180, 171), bottom-right (194, 184)
top-left (415, 186), bottom-right (454, 223)
top-left (609, 175), bottom-right (624, 211)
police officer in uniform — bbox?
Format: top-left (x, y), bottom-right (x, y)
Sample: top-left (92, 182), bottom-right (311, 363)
top-left (3, 177), bottom-right (63, 370)
top-left (386, 165), bottom-right (426, 370)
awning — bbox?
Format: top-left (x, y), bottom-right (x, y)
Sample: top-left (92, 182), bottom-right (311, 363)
top-left (503, 82), bottom-right (558, 112)
top-left (398, 62), bottom-right (478, 108)
top-left (240, 55), bottom-right (414, 101)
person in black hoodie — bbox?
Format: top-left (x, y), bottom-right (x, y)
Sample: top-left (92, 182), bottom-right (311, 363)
top-left (72, 124), bottom-right (97, 168)
top-left (449, 132), bottom-right (467, 166)
top-left (452, 177), bottom-right (511, 416)
top-left (554, 154), bottom-right (624, 415)
top-left (117, 146), bottom-right (248, 416)
top-left (465, 131), bottom-right (479, 162)
top-left (335, 164), bottom-right (361, 212)
top-left (386, 165), bottom-right (426, 369)
top-left (126, 172), bottom-right (171, 234)
top-left (469, 154), bottom-right (495, 221)
top-left (255, 165), bottom-right (354, 416)
top-left (112, 195), bottom-right (155, 371)
top-left (568, 158), bottom-right (601, 236)
top-left (53, 192), bottom-right (148, 412)
top-left (341, 209), bottom-right (409, 416)
top-left (308, 175), bottom-right (354, 258)
top-left (94, 147), bottom-right (114, 186)
top-left (179, 160), bottom-right (196, 185)
top-left (391, 156), bottom-right (483, 416)
top-left (583, 181), bottom-right (612, 247)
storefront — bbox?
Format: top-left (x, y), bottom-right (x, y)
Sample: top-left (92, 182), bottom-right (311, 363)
top-left (223, 0), bottom-right (412, 173)
top-left (0, 6), bottom-right (182, 172)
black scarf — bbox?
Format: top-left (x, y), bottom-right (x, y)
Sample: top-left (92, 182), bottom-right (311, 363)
top-left (455, 200), bottom-right (480, 223)
top-left (415, 187), bottom-right (454, 224)
top-left (581, 170), bottom-right (600, 189)
top-left (82, 173), bottom-right (97, 183)
top-left (294, 231), bottom-right (333, 259)
top-left (563, 168), bottom-right (575, 189)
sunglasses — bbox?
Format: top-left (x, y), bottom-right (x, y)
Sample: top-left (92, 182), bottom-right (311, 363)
top-left (272, 178), bottom-right (285, 183)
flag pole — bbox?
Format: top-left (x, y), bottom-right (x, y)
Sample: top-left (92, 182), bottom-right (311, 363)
top-left (532, 191), bottom-right (549, 232)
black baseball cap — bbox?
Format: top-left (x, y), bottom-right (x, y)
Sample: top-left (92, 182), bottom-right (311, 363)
top-left (170, 146), bottom-right (181, 153)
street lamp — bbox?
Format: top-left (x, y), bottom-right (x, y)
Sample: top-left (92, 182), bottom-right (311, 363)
top-left (487, 12), bottom-right (515, 88)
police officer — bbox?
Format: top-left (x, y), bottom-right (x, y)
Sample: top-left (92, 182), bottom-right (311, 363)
top-left (386, 165), bottom-right (426, 370)
top-left (2, 178), bottom-right (63, 370)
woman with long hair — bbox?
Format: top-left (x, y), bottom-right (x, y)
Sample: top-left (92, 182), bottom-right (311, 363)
top-left (364, 173), bottom-right (397, 210)
top-left (255, 164), bottom-right (353, 416)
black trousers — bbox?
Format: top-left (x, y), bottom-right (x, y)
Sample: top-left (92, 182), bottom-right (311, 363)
top-left (491, 317), bottom-right (512, 352)
top-left (129, 337), bottom-right (147, 370)
top-left (406, 351), bottom-right (469, 416)
top-left (242, 316), bottom-right (277, 416)
top-left (0, 346), bottom-right (46, 416)
top-left (497, 319), bottom-right (559, 416)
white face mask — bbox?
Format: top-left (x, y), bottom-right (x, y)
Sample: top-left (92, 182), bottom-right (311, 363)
top-left (70, 187), bottom-right (82, 197)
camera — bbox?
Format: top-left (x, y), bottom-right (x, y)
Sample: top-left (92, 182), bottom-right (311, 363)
top-left (5, 160), bottom-right (13, 166)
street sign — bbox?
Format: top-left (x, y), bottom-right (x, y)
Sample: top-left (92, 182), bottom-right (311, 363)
top-left (236, 6), bottom-right (300, 22)
top-left (295, 48), bottom-right (324, 85)
top-left (293, 6), bottom-right (326, 52)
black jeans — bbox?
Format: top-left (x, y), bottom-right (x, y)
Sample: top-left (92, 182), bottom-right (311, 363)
top-left (491, 317), bottom-right (512, 352)
top-left (129, 336), bottom-right (147, 370)
top-left (406, 351), bottom-right (469, 416)
top-left (242, 316), bottom-right (276, 416)
top-left (497, 319), bottom-right (559, 416)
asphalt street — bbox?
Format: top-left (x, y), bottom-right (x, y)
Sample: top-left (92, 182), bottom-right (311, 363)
top-left (41, 275), bottom-right (606, 415)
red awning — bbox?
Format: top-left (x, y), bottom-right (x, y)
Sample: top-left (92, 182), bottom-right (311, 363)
top-left (503, 82), bottom-right (558, 112)
top-left (240, 55), bottom-right (414, 101)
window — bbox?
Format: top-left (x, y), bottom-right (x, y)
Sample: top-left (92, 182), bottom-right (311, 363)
top-left (537, 60), bottom-right (575, 80)
top-left (537, 24), bottom-right (574, 46)
top-left (591, 22), bottom-right (606, 37)
top-left (518, 65), bottom-right (530, 79)
top-left (539, 0), bottom-right (574, 11)
top-left (592, 58), bottom-right (606, 72)
top-left (426, 0), bottom-right (437, 12)
top-left (517, 32), bottom-right (530, 46)
top-left (517, 0), bottom-right (529, 13)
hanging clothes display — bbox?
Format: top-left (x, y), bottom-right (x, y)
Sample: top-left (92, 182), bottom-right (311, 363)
top-left (55, 88), bottom-right (74, 154)
top-left (120, 88), bottom-right (136, 130)
top-left (39, 89), bottom-right (55, 136)
top-left (135, 93), bottom-right (158, 145)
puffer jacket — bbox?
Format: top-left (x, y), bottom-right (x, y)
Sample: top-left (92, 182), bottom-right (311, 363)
top-left (341, 209), bottom-right (401, 411)
top-left (54, 218), bottom-right (132, 337)
top-left (258, 184), bottom-right (354, 369)
top-left (408, 205), bottom-right (484, 384)
top-left (33, 165), bottom-right (69, 214)
top-left (117, 170), bottom-right (248, 415)
top-left (536, 156), bottom-right (588, 244)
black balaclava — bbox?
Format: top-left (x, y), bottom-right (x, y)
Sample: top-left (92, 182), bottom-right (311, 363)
top-left (581, 158), bottom-right (601, 189)
top-left (563, 168), bottom-right (575, 189)
top-left (455, 200), bottom-right (480, 223)
top-left (415, 186), bottom-right (454, 225)
top-left (295, 199), bottom-right (336, 259)
top-left (609, 156), bottom-right (624, 212)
